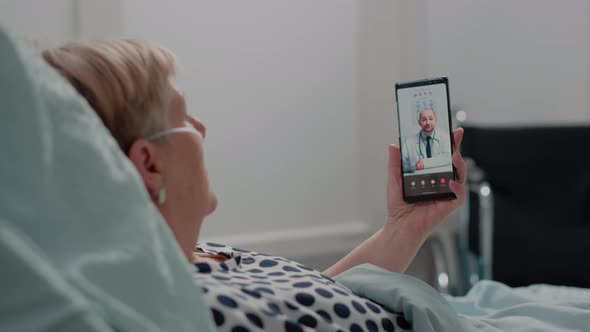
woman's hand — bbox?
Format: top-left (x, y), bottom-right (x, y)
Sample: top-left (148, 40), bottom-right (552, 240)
top-left (323, 129), bottom-right (467, 276)
top-left (386, 128), bottom-right (467, 242)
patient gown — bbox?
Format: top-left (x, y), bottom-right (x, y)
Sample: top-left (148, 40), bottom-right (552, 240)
top-left (193, 243), bottom-right (413, 332)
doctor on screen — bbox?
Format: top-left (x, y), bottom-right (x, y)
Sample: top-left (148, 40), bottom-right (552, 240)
top-left (402, 100), bottom-right (452, 173)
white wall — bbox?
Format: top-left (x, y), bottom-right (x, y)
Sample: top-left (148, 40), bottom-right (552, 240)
top-left (77, 0), bottom-right (123, 38)
top-left (120, 1), bottom-right (368, 252)
top-left (0, 0), bottom-right (75, 47)
top-left (358, 1), bottom-right (402, 229)
top-left (0, 0), bottom-right (400, 262)
top-left (5, 1), bottom-right (587, 275)
top-left (400, 0), bottom-right (590, 125)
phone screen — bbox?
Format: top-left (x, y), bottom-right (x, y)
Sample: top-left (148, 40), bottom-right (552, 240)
top-left (395, 77), bottom-right (456, 202)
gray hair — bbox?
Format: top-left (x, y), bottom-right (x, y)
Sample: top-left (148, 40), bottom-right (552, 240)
top-left (42, 38), bottom-right (176, 153)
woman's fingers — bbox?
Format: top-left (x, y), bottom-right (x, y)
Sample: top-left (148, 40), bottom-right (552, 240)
top-left (388, 144), bottom-right (402, 190)
top-left (452, 128), bottom-right (467, 185)
top-left (453, 127), bottom-right (464, 151)
top-left (449, 178), bottom-right (466, 202)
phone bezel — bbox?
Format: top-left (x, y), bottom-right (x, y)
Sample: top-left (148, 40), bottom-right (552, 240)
top-left (394, 77), bottom-right (457, 203)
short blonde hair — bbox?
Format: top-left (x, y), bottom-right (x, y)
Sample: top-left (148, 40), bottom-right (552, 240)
top-left (42, 38), bottom-right (176, 153)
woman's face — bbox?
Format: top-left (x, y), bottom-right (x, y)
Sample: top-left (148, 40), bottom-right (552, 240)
top-left (158, 86), bottom-right (217, 245)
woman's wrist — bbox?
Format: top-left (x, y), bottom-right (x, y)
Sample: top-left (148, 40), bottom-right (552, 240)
top-left (383, 215), bottom-right (430, 249)
top-left (370, 218), bottom-right (426, 273)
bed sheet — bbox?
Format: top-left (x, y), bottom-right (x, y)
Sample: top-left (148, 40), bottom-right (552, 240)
top-left (335, 264), bottom-right (590, 332)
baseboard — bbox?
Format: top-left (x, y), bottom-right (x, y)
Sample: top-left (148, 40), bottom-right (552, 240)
top-left (200, 222), bottom-right (376, 260)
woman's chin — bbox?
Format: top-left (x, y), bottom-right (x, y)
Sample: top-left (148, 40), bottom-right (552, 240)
top-left (206, 194), bottom-right (218, 216)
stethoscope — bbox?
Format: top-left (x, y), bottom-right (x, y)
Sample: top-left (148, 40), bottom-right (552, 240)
top-left (417, 132), bottom-right (437, 159)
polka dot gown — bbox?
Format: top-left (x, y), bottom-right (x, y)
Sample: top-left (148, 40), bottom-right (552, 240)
top-left (194, 243), bottom-right (413, 332)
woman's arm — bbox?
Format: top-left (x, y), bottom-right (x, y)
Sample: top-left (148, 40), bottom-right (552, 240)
top-left (322, 218), bottom-right (424, 277)
top-left (323, 128), bottom-right (466, 277)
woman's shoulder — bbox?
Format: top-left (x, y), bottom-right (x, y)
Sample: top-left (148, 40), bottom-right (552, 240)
top-left (194, 242), bottom-right (327, 280)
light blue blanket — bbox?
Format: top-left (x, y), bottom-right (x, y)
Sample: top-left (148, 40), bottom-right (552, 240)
top-left (334, 264), bottom-right (590, 332)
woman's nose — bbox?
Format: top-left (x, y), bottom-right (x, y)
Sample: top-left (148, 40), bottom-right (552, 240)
top-left (189, 116), bottom-right (206, 139)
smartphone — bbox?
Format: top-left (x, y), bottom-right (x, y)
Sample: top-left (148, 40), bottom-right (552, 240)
top-left (395, 77), bottom-right (456, 203)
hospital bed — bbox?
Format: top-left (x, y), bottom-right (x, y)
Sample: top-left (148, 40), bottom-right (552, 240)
top-left (2, 24), bottom-right (590, 331)
top-left (454, 126), bottom-right (590, 292)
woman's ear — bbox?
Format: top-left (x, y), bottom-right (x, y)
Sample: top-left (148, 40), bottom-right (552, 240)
top-left (127, 139), bottom-right (164, 198)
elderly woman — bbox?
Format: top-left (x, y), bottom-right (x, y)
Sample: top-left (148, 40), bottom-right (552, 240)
top-left (43, 39), bottom-right (466, 332)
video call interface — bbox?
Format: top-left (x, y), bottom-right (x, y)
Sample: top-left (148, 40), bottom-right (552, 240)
top-left (397, 83), bottom-right (454, 197)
